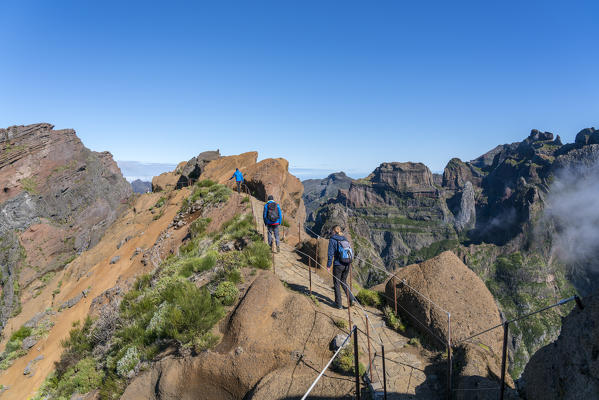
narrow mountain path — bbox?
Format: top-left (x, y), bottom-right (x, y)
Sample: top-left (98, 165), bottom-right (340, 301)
top-left (249, 196), bottom-right (445, 399)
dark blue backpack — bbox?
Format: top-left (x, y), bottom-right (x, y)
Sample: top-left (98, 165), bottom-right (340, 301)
top-left (336, 238), bottom-right (353, 265)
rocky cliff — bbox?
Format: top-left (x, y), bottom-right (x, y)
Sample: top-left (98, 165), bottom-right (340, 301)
top-left (307, 126), bottom-right (598, 378)
top-left (0, 123), bottom-right (131, 332)
top-left (303, 171), bottom-right (353, 218)
top-left (520, 294), bottom-right (598, 399)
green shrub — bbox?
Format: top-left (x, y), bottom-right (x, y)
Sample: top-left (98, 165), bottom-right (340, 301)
top-left (383, 306), bottom-right (406, 333)
top-left (116, 346), bottom-right (140, 377)
top-left (281, 218), bottom-right (290, 228)
top-left (178, 252), bottom-right (217, 278)
top-left (182, 182), bottom-right (231, 212)
top-left (227, 268), bottom-right (243, 284)
top-left (334, 319), bottom-right (348, 330)
top-left (196, 179), bottom-right (216, 188)
top-left (190, 217), bottom-right (211, 238)
top-left (51, 357), bottom-right (104, 398)
top-left (243, 242), bottom-right (272, 269)
top-left (408, 337), bottom-right (421, 347)
top-left (154, 196), bottom-right (167, 208)
top-left (356, 288), bottom-right (382, 307)
top-left (221, 214), bottom-right (259, 241)
top-left (193, 332), bottom-right (219, 352)
top-left (214, 281), bottom-right (239, 306)
top-left (333, 346), bottom-right (365, 376)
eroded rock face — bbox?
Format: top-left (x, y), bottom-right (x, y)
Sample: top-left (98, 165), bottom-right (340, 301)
top-left (121, 272), bottom-right (349, 400)
top-left (200, 151), bottom-right (258, 183)
top-left (520, 295), bottom-right (599, 399)
top-left (369, 162), bottom-right (436, 195)
top-left (0, 123), bottom-right (131, 331)
top-left (384, 251), bottom-right (513, 391)
top-left (303, 172), bottom-right (353, 220)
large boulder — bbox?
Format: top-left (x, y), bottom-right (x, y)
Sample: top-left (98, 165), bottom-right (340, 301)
top-left (385, 251), bottom-right (513, 391)
top-left (520, 295), bottom-right (599, 399)
top-left (243, 158), bottom-right (306, 222)
top-left (121, 272), bottom-right (352, 399)
top-left (442, 158), bottom-right (483, 192)
top-left (385, 251), bottom-right (503, 353)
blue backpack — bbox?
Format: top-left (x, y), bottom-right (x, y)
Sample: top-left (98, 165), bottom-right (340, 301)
top-left (336, 238), bottom-right (354, 265)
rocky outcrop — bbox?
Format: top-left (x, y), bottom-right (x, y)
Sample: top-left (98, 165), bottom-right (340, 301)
top-left (176, 150), bottom-right (221, 188)
top-left (121, 272), bottom-right (350, 400)
top-left (384, 251), bottom-right (514, 392)
top-left (243, 158), bottom-right (306, 222)
top-left (200, 151), bottom-right (258, 183)
top-left (442, 158), bottom-right (483, 192)
top-left (520, 295), bottom-right (598, 399)
top-left (152, 161), bottom-right (186, 192)
top-left (369, 162), bottom-right (436, 195)
top-left (303, 172), bottom-right (353, 219)
top-left (453, 181), bottom-right (476, 232)
top-left (0, 123), bottom-right (131, 331)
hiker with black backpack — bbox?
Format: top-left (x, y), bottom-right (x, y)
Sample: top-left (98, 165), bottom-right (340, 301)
top-left (263, 195), bottom-right (282, 253)
top-left (229, 168), bottom-right (244, 193)
top-left (326, 225), bottom-right (355, 309)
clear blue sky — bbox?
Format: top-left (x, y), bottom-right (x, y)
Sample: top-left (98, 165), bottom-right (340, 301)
top-left (1, 1), bottom-right (597, 177)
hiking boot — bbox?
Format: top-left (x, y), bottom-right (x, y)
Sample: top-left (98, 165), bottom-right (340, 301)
top-left (276, 245), bottom-right (280, 253)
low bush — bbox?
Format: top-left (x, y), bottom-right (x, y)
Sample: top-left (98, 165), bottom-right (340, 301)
top-left (356, 288), bottom-right (382, 307)
top-left (334, 319), bottom-right (348, 330)
top-left (333, 346), bottom-right (365, 376)
top-left (243, 242), bottom-right (272, 269)
top-left (383, 306), bottom-right (406, 333)
top-left (214, 281), bottom-right (239, 306)
top-left (190, 217), bottom-right (211, 238)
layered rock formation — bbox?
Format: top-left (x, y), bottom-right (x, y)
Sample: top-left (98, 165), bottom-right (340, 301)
top-left (308, 126), bottom-right (599, 378)
top-left (0, 123), bottom-right (131, 331)
top-left (303, 171), bottom-right (353, 218)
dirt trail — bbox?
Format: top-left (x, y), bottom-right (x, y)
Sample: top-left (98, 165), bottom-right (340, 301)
top-left (249, 197), bottom-right (445, 399)
top-left (0, 189), bottom-right (189, 400)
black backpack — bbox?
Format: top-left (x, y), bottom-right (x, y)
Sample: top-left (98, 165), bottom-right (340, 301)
top-left (267, 202), bottom-right (279, 223)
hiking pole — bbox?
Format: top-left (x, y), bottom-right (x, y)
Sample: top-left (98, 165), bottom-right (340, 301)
top-left (353, 325), bottom-right (361, 400)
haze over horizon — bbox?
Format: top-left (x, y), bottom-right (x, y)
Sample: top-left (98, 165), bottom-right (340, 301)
top-left (2, 1), bottom-right (598, 175)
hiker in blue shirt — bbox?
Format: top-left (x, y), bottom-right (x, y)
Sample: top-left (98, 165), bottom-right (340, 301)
top-left (263, 195), bottom-right (282, 253)
top-left (327, 225), bottom-right (355, 309)
top-left (229, 168), bottom-right (244, 193)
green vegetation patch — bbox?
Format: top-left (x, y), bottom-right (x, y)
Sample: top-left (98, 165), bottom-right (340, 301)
top-left (383, 306), bottom-right (406, 333)
top-left (21, 177), bottom-right (39, 195)
top-left (333, 346), bottom-right (365, 376)
top-left (181, 180), bottom-right (231, 212)
top-left (355, 288), bottom-right (382, 307)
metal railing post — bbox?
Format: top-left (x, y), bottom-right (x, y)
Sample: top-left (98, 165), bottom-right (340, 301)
top-left (500, 321), bottom-right (509, 400)
top-left (272, 251), bottom-right (276, 274)
top-left (353, 326), bottom-right (361, 400)
top-left (381, 344), bottom-right (388, 400)
top-left (308, 257), bottom-right (312, 295)
top-left (366, 315), bottom-right (373, 383)
top-left (447, 312), bottom-right (452, 400)
top-left (393, 277), bottom-right (398, 315)
top-left (347, 287), bottom-right (352, 328)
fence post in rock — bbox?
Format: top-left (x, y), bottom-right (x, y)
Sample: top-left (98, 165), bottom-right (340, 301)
top-left (381, 344), bottom-right (388, 400)
top-left (347, 288), bottom-right (352, 329)
top-left (308, 256), bottom-right (312, 295)
top-left (366, 315), bottom-right (373, 383)
top-left (447, 312), bottom-right (452, 400)
top-left (500, 321), bottom-right (509, 400)
top-left (272, 251), bottom-right (275, 275)
top-left (393, 277), bottom-right (398, 315)
top-left (316, 240), bottom-right (319, 268)
top-left (353, 326), bottom-right (361, 400)
top-left (298, 222), bottom-right (301, 243)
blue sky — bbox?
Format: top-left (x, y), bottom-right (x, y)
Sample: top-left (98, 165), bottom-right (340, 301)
top-left (1, 1), bottom-right (597, 179)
